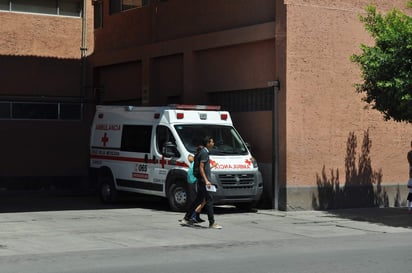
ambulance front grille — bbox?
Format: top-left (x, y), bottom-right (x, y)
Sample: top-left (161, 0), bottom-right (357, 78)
top-left (218, 174), bottom-right (255, 189)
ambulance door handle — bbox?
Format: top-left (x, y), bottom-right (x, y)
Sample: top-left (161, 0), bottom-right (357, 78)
top-left (144, 154), bottom-right (148, 163)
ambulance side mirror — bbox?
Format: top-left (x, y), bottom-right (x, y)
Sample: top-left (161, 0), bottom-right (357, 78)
top-left (162, 142), bottom-right (179, 158)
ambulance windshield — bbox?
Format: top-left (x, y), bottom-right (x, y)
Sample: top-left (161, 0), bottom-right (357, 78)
top-left (174, 125), bottom-right (248, 155)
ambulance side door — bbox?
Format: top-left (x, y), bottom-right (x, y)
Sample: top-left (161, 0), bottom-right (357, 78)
top-left (153, 125), bottom-right (180, 189)
top-left (119, 125), bottom-right (155, 188)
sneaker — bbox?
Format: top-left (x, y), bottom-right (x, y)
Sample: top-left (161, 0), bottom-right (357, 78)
top-left (209, 223), bottom-right (223, 229)
top-left (191, 214), bottom-right (205, 223)
top-left (181, 218), bottom-right (193, 225)
top-left (190, 212), bottom-right (205, 223)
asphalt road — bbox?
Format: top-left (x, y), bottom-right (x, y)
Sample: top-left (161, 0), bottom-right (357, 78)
top-left (0, 192), bottom-right (411, 273)
top-left (3, 233), bottom-right (411, 273)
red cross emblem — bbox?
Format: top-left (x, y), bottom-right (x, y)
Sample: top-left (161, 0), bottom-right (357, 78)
top-left (159, 155), bottom-right (167, 168)
top-left (245, 159), bottom-right (252, 166)
top-left (101, 133), bottom-right (109, 147)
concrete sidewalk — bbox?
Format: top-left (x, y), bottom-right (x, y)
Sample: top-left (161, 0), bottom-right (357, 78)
top-left (0, 191), bottom-right (410, 227)
top-left (0, 200), bottom-right (411, 257)
top-left (324, 207), bottom-right (412, 229)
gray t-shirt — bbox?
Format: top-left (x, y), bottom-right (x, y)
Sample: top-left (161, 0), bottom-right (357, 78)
top-left (199, 147), bottom-right (211, 181)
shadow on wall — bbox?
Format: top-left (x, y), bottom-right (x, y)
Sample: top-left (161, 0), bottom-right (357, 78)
top-left (312, 129), bottom-right (398, 210)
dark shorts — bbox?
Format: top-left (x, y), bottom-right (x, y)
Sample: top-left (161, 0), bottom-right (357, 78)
top-left (407, 193), bottom-right (412, 201)
top-left (196, 179), bottom-right (212, 202)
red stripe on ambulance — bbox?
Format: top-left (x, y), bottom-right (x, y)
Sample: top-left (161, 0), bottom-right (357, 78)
top-left (90, 154), bottom-right (189, 168)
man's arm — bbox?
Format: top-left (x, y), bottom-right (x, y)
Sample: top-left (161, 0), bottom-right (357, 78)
top-left (199, 161), bottom-right (211, 188)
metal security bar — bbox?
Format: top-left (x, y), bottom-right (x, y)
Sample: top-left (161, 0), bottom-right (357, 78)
top-left (0, 101), bottom-right (83, 121)
top-left (210, 87), bottom-right (273, 112)
top-left (0, 0), bottom-right (82, 17)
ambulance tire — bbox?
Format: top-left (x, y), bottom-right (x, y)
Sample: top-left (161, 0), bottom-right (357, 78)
top-left (98, 174), bottom-right (118, 204)
top-left (168, 181), bottom-right (189, 212)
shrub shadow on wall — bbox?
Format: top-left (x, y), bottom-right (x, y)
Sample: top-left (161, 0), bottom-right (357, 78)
top-left (312, 129), bottom-right (391, 210)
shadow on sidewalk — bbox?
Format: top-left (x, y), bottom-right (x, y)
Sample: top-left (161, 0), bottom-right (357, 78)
top-left (0, 191), bottom-right (171, 213)
top-left (327, 207), bottom-right (412, 229)
top-left (0, 191), bottom-right (254, 214)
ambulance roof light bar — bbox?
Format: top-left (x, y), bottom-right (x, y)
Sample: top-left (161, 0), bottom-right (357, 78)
top-left (125, 105), bottom-right (221, 111)
top-left (169, 104), bottom-right (221, 111)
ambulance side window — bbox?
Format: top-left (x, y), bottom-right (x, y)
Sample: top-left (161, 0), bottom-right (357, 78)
top-left (156, 125), bottom-right (179, 157)
top-left (121, 125), bottom-right (152, 153)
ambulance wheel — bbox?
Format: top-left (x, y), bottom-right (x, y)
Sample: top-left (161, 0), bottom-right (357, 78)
top-left (168, 182), bottom-right (188, 212)
top-left (98, 175), bottom-right (118, 203)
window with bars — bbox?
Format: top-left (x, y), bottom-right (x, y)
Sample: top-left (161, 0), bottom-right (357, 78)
top-left (109, 0), bottom-right (148, 14)
top-left (210, 87), bottom-right (273, 112)
top-left (0, 101), bottom-right (83, 121)
top-left (0, 0), bottom-right (82, 17)
top-left (93, 0), bottom-right (103, 29)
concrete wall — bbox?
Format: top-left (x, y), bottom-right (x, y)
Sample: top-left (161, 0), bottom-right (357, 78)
top-left (94, 0), bottom-right (275, 52)
top-left (0, 2), bottom-right (95, 180)
top-left (90, 0), bottom-right (277, 205)
top-left (285, 0), bottom-right (412, 209)
top-left (90, 0), bottom-right (412, 210)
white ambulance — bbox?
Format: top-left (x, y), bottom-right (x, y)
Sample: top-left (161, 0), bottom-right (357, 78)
top-left (89, 105), bottom-right (263, 211)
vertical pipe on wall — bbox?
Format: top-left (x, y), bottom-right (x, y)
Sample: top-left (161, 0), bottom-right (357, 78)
top-left (272, 80), bottom-right (280, 210)
top-left (80, 0), bottom-right (88, 98)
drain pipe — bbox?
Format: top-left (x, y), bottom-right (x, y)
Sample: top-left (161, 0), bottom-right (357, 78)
top-left (80, 0), bottom-right (88, 98)
top-left (269, 80), bottom-right (280, 210)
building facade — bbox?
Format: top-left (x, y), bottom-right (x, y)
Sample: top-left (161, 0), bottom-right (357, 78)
top-left (284, 0), bottom-right (412, 209)
top-left (90, 0), bottom-right (280, 206)
top-left (90, 0), bottom-right (412, 210)
top-left (0, 0), bottom-right (94, 189)
top-left (2, 0), bottom-right (411, 210)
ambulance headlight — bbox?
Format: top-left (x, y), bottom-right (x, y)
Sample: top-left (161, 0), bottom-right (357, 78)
top-left (251, 157), bottom-right (258, 168)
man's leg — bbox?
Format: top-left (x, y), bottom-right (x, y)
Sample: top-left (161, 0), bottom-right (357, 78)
top-left (188, 183), bottom-right (197, 204)
top-left (204, 192), bottom-right (215, 225)
top-left (184, 181), bottom-right (205, 220)
top-left (184, 195), bottom-right (201, 220)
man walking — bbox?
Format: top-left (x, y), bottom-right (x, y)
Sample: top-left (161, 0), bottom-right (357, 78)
top-left (182, 136), bottom-right (222, 229)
